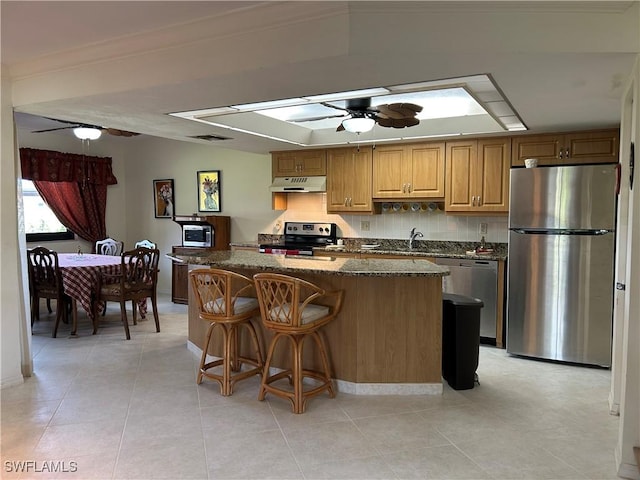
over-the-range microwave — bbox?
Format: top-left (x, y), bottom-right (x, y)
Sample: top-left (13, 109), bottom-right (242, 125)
top-left (182, 224), bottom-right (213, 248)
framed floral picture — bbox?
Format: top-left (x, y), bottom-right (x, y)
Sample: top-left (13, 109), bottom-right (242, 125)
top-left (197, 170), bottom-right (221, 212)
top-left (153, 179), bottom-right (174, 218)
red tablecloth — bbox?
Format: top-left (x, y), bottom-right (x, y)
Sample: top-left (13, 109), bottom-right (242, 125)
top-left (58, 253), bottom-right (148, 323)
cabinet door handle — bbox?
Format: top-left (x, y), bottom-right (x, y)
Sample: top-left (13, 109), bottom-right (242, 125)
top-left (472, 195), bottom-right (476, 206)
top-left (565, 148), bottom-right (570, 158)
top-left (408, 183), bottom-right (412, 193)
top-left (349, 197), bottom-right (353, 207)
top-left (477, 195), bottom-right (482, 206)
top-left (344, 198), bottom-right (348, 207)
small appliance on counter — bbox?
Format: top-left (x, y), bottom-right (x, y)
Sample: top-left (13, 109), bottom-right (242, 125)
top-left (170, 215), bottom-right (231, 305)
top-left (259, 222), bottom-right (337, 256)
top-left (173, 214), bottom-right (230, 249)
top-left (182, 224), bottom-right (212, 247)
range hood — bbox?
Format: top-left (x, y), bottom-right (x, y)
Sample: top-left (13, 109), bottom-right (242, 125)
top-left (269, 176), bottom-right (326, 193)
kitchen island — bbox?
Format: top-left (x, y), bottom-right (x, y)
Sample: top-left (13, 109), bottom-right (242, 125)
top-left (179, 250), bottom-right (449, 394)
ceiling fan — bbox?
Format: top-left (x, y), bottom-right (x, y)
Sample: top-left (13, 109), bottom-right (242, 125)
top-left (295, 97), bottom-right (423, 133)
top-left (32, 118), bottom-right (139, 138)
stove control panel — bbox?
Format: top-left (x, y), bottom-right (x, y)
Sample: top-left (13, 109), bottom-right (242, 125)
top-left (284, 222), bottom-right (337, 238)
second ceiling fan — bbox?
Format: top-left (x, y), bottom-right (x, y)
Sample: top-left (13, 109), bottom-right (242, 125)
top-left (296, 97), bottom-right (423, 133)
top-left (32, 118), bottom-right (139, 138)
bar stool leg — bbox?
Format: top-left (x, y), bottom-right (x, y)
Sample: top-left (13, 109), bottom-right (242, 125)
top-left (198, 322), bottom-right (216, 384)
top-left (312, 331), bottom-right (335, 398)
top-left (292, 334), bottom-right (305, 414)
top-left (221, 324), bottom-right (233, 396)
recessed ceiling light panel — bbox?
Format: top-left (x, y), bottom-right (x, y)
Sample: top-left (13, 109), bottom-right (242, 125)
top-left (168, 75), bottom-right (526, 148)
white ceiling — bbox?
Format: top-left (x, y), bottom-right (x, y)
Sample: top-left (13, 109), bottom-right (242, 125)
top-left (2, 1), bottom-right (638, 154)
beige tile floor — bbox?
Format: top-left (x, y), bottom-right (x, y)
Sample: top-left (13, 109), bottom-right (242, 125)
top-left (1, 295), bottom-right (620, 479)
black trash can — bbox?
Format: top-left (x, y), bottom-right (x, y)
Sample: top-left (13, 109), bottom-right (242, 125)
top-left (442, 293), bottom-right (483, 390)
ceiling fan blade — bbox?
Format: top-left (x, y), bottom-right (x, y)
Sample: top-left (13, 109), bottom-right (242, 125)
top-left (32, 126), bottom-right (77, 133)
top-left (321, 101), bottom-right (350, 113)
top-left (105, 128), bottom-right (139, 137)
top-left (376, 102), bottom-right (423, 119)
top-left (289, 113), bottom-right (347, 123)
top-left (376, 117), bottom-right (420, 128)
top-left (43, 117), bottom-right (85, 126)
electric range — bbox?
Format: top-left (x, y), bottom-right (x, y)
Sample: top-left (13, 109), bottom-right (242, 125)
top-left (259, 222), bottom-right (337, 256)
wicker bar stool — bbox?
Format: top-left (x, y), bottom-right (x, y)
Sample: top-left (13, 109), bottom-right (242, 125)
top-left (253, 273), bottom-right (344, 414)
top-left (190, 268), bottom-right (264, 396)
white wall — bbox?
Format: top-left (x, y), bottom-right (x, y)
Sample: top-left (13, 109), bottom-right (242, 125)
top-left (614, 56), bottom-right (640, 480)
top-left (1, 65), bottom-right (29, 387)
top-left (120, 136), bottom-right (277, 294)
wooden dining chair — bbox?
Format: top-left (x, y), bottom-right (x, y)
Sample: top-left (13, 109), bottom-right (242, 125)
top-left (95, 237), bottom-right (124, 256)
top-left (253, 273), bottom-right (344, 413)
top-left (94, 246), bottom-right (160, 340)
top-left (95, 237), bottom-right (124, 315)
top-left (135, 239), bottom-right (157, 249)
top-left (190, 269), bottom-right (264, 396)
top-left (27, 247), bottom-right (69, 338)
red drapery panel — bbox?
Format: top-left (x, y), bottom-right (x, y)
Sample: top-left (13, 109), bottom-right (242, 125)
top-left (33, 182), bottom-right (108, 246)
top-left (20, 147), bottom-right (117, 185)
top-left (20, 148), bottom-right (116, 246)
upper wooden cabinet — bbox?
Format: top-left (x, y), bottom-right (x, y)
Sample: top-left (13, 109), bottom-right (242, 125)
top-left (445, 137), bottom-right (511, 214)
top-left (327, 146), bottom-right (374, 214)
top-left (271, 149), bottom-right (327, 176)
top-left (511, 129), bottom-right (619, 166)
top-left (372, 142), bottom-right (445, 199)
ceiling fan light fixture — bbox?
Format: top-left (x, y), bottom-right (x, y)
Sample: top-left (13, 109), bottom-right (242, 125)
top-left (342, 116), bottom-right (375, 133)
top-left (73, 127), bottom-right (102, 140)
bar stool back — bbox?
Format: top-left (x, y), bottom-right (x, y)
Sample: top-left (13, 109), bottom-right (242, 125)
top-left (190, 268), bottom-right (263, 396)
top-left (253, 273), bottom-right (344, 413)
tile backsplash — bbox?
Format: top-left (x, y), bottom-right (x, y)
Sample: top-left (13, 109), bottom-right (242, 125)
top-left (267, 193), bottom-right (509, 243)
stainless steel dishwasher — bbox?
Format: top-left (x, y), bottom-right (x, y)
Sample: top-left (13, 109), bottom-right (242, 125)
top-left (435, 257), bottom-right (498, 343)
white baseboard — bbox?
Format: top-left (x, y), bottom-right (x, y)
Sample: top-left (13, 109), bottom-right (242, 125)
top-left (615, 443), bottom-right (640, 480)
top-left (0, 374), bottom-right (24, 389)
top-left (609, 390), bottom-right (621, 415)
top-left (187, 340), bottom-right (443, 396)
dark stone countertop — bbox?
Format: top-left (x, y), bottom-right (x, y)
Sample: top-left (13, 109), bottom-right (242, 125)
top-left (175, 250), bottom-right (449, 277)
top-left (252, 237), bottom-right (508, 261)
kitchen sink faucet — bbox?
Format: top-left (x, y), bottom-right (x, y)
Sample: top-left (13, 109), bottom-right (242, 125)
top-left (409, 227), bottom-right (424, 250)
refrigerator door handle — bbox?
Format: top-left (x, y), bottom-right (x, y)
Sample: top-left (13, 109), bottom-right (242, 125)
top-left (510, 228), bottom-right (612, 235)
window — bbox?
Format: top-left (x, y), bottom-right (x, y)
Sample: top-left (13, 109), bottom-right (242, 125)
top-left (21, 179), bottom-right (74, 242)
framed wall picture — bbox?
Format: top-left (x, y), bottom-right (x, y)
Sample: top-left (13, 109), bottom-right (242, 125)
top-left (197, 170), bottom-right (221, 212)
top-left (153, 179), bottom-right (174, 218)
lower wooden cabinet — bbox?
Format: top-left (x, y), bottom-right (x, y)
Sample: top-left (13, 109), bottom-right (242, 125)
top-left (171, 246), bottom-right (212, 304)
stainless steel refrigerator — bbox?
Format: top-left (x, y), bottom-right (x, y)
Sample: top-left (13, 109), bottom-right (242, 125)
top-left (507, 164), bottom-right (617, 367)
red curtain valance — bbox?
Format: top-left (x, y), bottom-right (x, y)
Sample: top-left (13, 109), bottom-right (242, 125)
top-left (20, 147), bottom-right (118, 185)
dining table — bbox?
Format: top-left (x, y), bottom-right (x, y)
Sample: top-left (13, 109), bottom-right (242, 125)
top-left (58, 253), bottom-right (148, 336)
